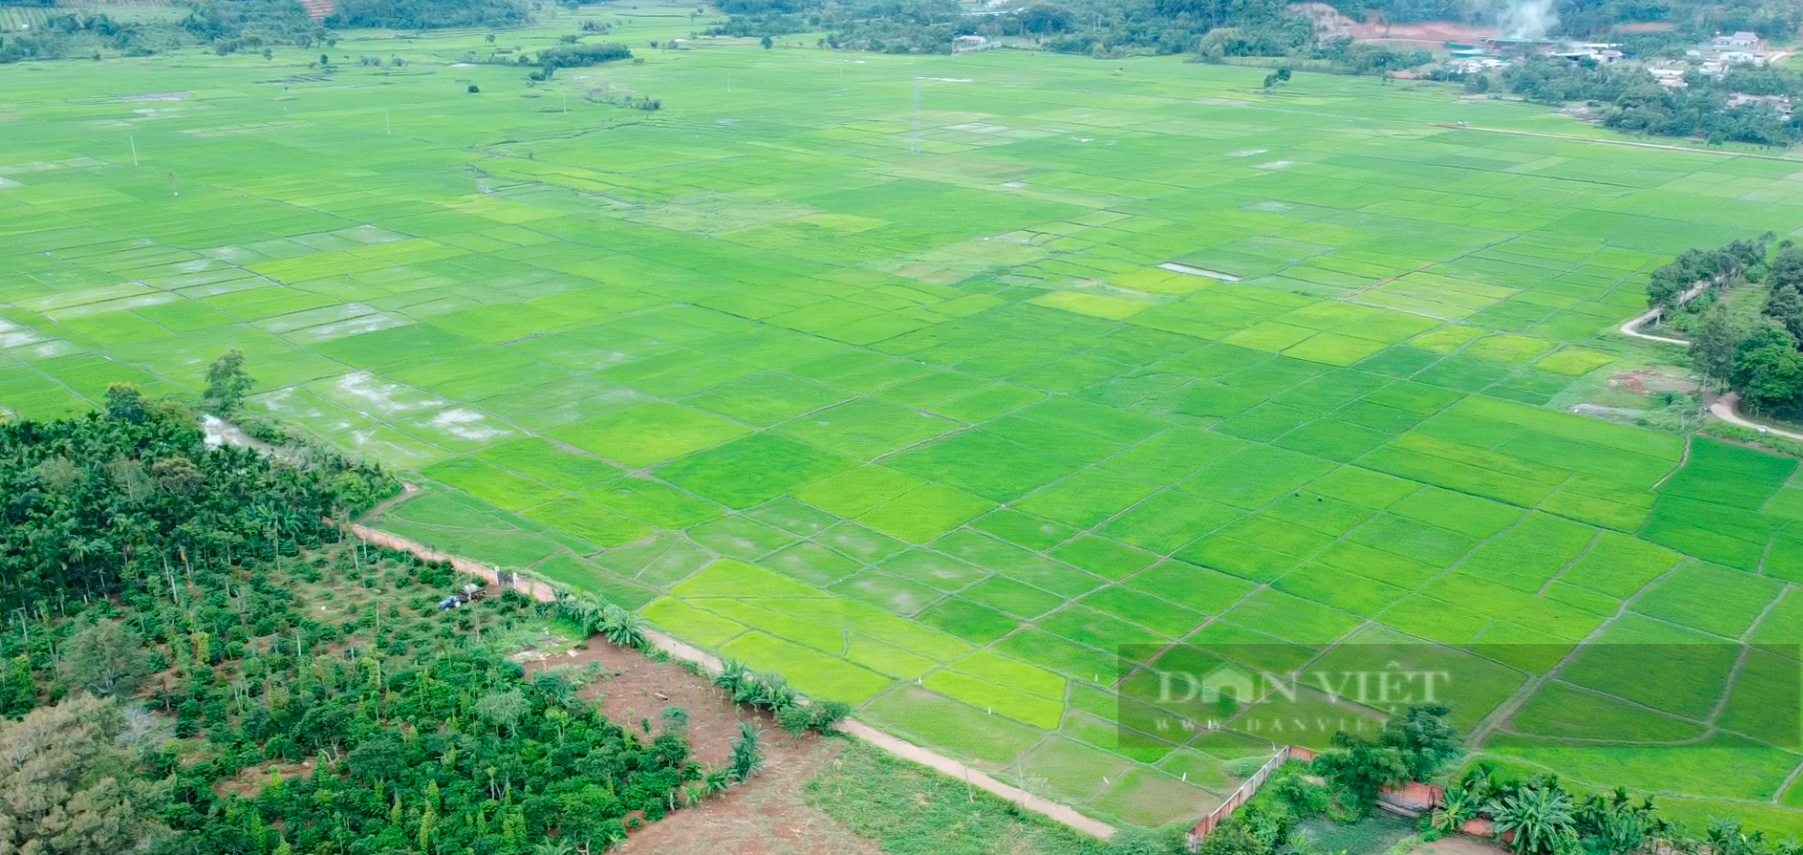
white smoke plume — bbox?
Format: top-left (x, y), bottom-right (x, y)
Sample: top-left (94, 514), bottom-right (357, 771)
top-left (1496, 0), bottom-right (1558, 40)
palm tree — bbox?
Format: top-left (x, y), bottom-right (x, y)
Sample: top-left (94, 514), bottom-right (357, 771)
top-left (1488, 780), bottom-right (1577, 855)
top-left (531, 840), bottom-right (575, 855)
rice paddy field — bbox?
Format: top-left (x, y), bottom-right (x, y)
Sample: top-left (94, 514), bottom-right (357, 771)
top-left (6, 7), bottom-right (1803, 831)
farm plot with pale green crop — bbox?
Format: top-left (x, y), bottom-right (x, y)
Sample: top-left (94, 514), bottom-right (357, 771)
top-left (5, 14), bottom-right (1803, 830)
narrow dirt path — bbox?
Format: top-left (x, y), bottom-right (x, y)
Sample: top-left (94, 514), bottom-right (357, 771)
top-left (1617, 279), bottom-right (1711, 344)
top-left (839, 720), bottom-right (1119, 839)
top-left (1602, 284), bottom-right (1803, 442)
top-left (1618, 306), bottom-right (1690, 345)
top-left (1708, 392), bottom-right (1803, 443)
top-left (341, 514), bottom-right (1118, 841)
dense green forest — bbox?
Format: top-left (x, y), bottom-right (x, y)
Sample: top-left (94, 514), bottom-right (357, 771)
top-left (326, 0), bottom-right (530, 30)
top-left (0, 0), bottom-right (527, 63)
top-left (0, 370), bottom-right (390, 614)
top-left (0, 12), bottom-right (181, 63)
top-left (0, 357), bottom-right (740, 855)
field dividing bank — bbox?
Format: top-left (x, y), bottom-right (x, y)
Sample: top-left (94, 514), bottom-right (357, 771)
top-left (6, 25), bottom-right (1803, 831)
top-left (341, 506), bottom-right (1118, 840)
top-left (1431, 123), bottom-right (1803, 163)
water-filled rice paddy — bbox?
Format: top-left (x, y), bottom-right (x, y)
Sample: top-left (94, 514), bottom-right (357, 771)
top-left (5, 9), bottom-right (1803, 830)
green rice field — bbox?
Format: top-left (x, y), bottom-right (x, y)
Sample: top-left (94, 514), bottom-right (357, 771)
top-left (5, 9), bottom-right (1803, 831)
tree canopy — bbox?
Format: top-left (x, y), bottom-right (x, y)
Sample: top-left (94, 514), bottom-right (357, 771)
top-left (0, 388), bottom-right (390, 614)
top-left (1501, 58), bottom-right (1803, 148)
top-left (0, 694), bottom-right (173, 855)
top-left (0, 370), bottom-right (711, 855)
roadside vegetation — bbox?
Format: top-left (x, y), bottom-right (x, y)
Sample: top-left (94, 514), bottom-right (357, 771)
top-left (1631, 237), bottom-right (1803, 417)
top-left (1198, 703), bottom-right (1803, 855)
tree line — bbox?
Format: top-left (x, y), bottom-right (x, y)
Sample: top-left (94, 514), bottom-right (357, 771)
top-left (1686, 242), bottom-right (1803, 416)
top-left (1645, 236), bottom-right (1771, 313)
top-left (325, 0), bottom-right (529, 30)
top-left (1495, 58), bottom-right (1803, 148)
top-left (1, 0), bottom-right (532, 63)
top-left (0, 12), bottom-right (167, 63)
top-left (706, 0), bottom-right (1793, 60)
top-left (704, 0), bottom-right (1429, 69)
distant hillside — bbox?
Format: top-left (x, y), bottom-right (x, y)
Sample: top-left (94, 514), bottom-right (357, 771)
top-left (706, 0), bottom-right (1797, 55)
top-left (325, 0), bottom-right (529, 28)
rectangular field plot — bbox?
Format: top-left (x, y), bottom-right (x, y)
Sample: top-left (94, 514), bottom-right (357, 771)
top-left (13, 43), bottom-right (1803, 831)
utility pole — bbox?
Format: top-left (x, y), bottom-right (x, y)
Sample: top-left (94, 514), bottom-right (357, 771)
top-left (911, 77), bottom-right (922, 155)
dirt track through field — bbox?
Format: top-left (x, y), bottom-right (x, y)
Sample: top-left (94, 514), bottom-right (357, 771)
top-left (342, 507), bottom-right (1119, 841)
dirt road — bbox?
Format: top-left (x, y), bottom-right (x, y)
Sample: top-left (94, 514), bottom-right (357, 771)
top-left (342, 516), bottom-right (1119, 842)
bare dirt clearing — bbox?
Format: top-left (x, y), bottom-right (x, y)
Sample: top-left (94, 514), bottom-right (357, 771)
top-left (521, 636), bottom-right (800, 769)
top-left (520, 636), bottom-right (871, 854)
top-left (614, 739), bottom-right (883, 855)
top-left (1406, 834), bottom-right (1512, 855)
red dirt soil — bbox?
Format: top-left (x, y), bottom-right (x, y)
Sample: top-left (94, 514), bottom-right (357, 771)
top-left (521, 636), bottom-right (804, 769)
top-left (214, 759), bottom-right (314, 799)
top-left (1289, 3), bottom-right (1495, 47)
top-left (521, 638), bottom-right (871, 855)
top-left (297, 0), bottom-right (336, 21)
top-left (614, 739), bottom-right (883, 855)
top-left (1610, 368), bottom-right (1699, 396)
top-left (1356, 20), bottom-right (1496, 43)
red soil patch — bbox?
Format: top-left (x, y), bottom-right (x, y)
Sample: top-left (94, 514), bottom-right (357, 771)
top-left (214, 759), bottom-right (315, 798)
top-left (521, 637), bottom-right (868, 855)
top-left (521, 636), bottom-right (803, 770)
top-left (1289, 3), bottom-right (1495, 48)
top-left (1355, 20), bottom-right (1496, 43)
top-left (1610, 368), bottom-right (1699, 396)
top-left (298, 0), bottom-right (336, 21)
top-left (615, 738), bottom-right (881, 855)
